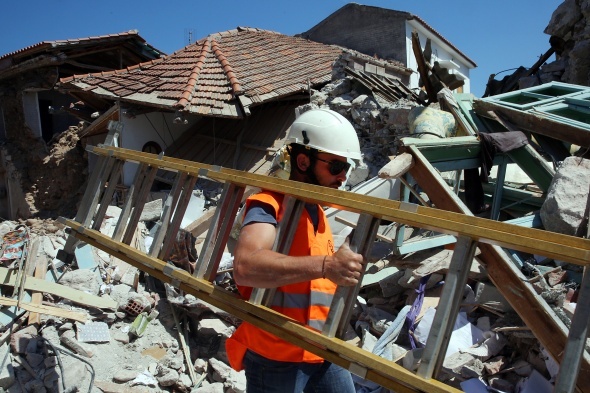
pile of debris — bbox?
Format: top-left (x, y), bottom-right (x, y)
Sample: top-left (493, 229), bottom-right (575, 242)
top-left (1, 142), bottom-right (588, 393)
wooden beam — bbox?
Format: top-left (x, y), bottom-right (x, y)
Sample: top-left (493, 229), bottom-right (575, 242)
top-left (28, 238), bottom-right (47, 326)
top-left (472, 98), bottom-right (590, 149)
top-left (0, 297), bottom-right (87, 323)
top-left (0, 267), bottom-right (117, 310)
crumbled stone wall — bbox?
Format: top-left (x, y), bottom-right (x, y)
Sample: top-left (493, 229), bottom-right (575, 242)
top-left (536, 0), bottom-right (590, 86)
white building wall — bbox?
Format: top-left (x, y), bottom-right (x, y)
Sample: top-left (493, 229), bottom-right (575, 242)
top-left (405, 21), bottom-right (472, 95)
top-left (119, 109), bottom-right (194, 186)
top-left (22, 91), bottom-right (42, 138)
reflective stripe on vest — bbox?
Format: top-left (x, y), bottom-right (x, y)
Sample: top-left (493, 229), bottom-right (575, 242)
top-left (271, 290), bottom-right (334, 309)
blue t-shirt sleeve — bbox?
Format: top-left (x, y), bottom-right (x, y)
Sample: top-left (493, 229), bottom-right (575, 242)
top-left (242, 200), bottom-right (278, 227)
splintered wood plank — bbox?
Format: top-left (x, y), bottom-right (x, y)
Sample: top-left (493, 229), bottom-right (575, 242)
top-left (1, 297), bottom-right (87, 323)
top-left (0, 267), bottom-right (117, 310)
top-left (28, 238), bottom-right (47, 326)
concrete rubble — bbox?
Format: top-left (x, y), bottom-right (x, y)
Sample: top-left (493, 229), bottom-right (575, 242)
top-left (1, 2), bottom-right (590, 393)
top-left (0, 150), bottom-right (587, 392)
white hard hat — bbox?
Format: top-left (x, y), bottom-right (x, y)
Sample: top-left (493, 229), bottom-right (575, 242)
top-left (286, 108), bottom-right (361, 161)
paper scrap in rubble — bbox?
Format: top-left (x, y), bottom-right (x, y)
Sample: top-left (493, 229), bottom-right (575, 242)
top-left (414, 307), bottom-right (485, 358)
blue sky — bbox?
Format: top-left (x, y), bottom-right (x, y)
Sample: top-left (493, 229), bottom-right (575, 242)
top-left (1, 0), bottom-right (562, 97)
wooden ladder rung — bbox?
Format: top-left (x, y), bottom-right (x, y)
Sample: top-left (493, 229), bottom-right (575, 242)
top-left (195, 180), bottom-right (245, 281)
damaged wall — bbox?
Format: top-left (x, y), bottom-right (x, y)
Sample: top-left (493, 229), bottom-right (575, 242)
top-left (522, 0), bottom-right (590, 87)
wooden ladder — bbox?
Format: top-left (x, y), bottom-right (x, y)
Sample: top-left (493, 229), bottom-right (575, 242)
top-left (58, 145), bottom-right (590, 393)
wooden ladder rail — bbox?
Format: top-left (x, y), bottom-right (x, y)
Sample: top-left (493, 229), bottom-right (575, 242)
top-left (58, 152), bottom-right (118, 260)
top-left (323, 213), bottom-right (381, 338)
top-left (112, 162), bottom-right (153, 242)
top-left (59, 218), bottom-right (460, 393)
top-left (57, 127), bottom-right (119, 262)
top-left (195, 176), bottom-right (245, 281)
top-left (249, 196), bottom-right (305, 306)
top-left (554, 191), bottom-right (590, 393)
top-left (416, 236), bottom-right (478, 379)
top-left (64, 145), bottom-right (590, 393)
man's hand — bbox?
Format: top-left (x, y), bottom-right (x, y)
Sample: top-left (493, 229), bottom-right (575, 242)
top-left (323, 238), bottom-right (365, 286)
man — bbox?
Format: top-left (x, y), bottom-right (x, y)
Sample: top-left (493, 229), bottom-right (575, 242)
top-left (226, 108), bottom-right (365, 392)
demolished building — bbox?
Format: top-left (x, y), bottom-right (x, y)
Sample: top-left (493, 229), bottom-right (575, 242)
top-left (0, 2), bottom-right (589, 393)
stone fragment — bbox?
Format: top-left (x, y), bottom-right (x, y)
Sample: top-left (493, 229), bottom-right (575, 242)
top-left (547, 269), bottom-right (568, 287)
top-left (442, 352), bottom-right (476, 375)
top-left (59, 330), bottom-right (93, 358)
top-left (58, 268), bottom-right (103, 295)
top-left (62, 361), bottom-right (87, 391)
top-left (140, 199), bottom-right (163, 222)
top-left (176, 373), bottom-right (193, 391)
top-left (194, 382), bottom-right (225, 393)
top-left (489, 376), bottom-right (515, 393)
top-left (461, 359), bottom-right (484, 379)
top-left (113, 369), bottom-right (139, 382)
top-left (10, 325), bottom-right (38, 354)
top-left (0, 343), bottom-right (15, 389)
top-left (540, 156), bottom-right (590, 235)
top-left (155, 366), bottom-right (179, 387)
top-left (484, 356), bottom-right (507, 375)
top-left (512, 359), bottom-right (533, 377)
top-left (26, 352), bottom-right (45, 368)
top-left (44, 356), bottom-right (57, 368)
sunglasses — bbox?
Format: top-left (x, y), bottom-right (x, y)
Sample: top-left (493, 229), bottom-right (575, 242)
top-left (315, 157), bottom-right (351, 175)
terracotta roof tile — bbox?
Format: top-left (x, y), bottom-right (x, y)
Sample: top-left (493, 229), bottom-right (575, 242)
top-left (59, 28), bottom-right (344, 118)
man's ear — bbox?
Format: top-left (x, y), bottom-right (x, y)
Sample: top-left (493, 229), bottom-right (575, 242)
top-left (296, 153), bottom-right (310, 172)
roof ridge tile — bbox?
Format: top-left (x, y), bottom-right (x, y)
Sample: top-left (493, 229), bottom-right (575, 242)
top-left (211, 39), bottom-right (241, 95)
top-left (175, 39), bottom-right (211, 110)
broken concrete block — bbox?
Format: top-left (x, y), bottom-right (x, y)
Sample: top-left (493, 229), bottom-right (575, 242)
top-left (461, 332), bottom-right (507, 360)
top-left (26, 352), bottom-right (44, 368)
top-left (442, 352), bottom-right (476, 375)
top-left (60, 330), bottom-right (93, 358)
top-left (397, 268), bottom-right (442, 290)
top-left (196, 382), bottom-right (225, 393)
top-left (474, 282), bottom-right (512, 312)
top-left (484, 356), bottom-right (507, 375)
top-left (402, 348), bottom-right (423, 372)
top-left (113, 369), bottom-right (140, 383)
top-left (460, 359), bottom-right (484, 379)
top-left (140, 198), bottom-right (163, 222)
top-left (155, 365), bottom-right (179, 387)
top-left (59, 268), bottom-right (103, 295)
top-left (540, 156), bottom-right (590, 235)
top-left (0, 343), bottom-right (15, 389)
top-left (62, 361), bottom-right (87, 392)
top-left (176, 373), bottom-right (193, 391)
top-left (209, 358), bottom-right (246, 393)
top-left (512, 359), bottom-right (534, 377)
top-left (10, 324), bottom-right (37, 354)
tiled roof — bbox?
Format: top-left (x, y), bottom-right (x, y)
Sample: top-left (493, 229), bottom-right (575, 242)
top-left (0, 30), bottom-right (163, 62)
top-left (59, 27), bottom-right (345, 118)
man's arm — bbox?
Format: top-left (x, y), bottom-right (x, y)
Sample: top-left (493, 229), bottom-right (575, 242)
top-left (233, 221), bottom-right (364, 288)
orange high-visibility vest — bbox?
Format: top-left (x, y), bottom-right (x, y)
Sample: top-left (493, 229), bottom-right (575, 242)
top-left (226, 191), bottom-right (337, 371)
